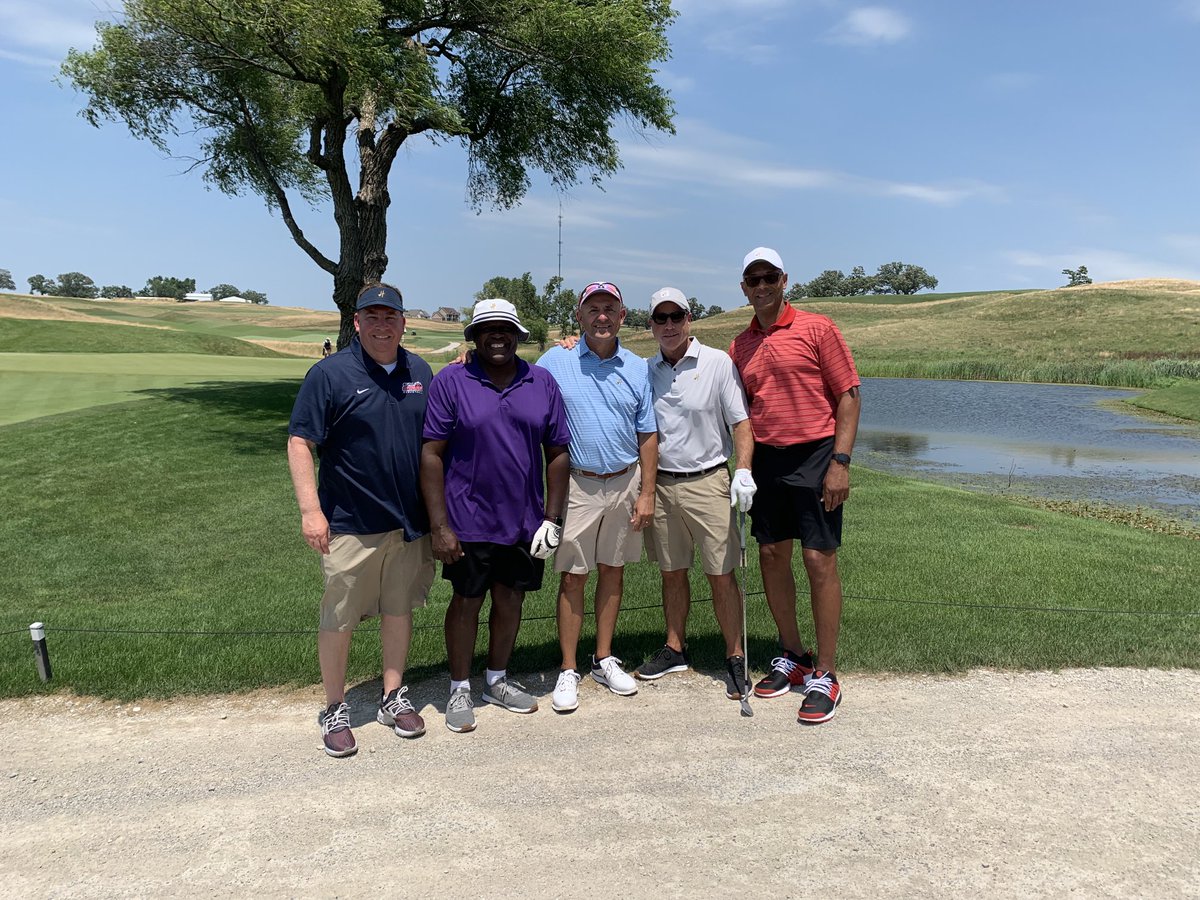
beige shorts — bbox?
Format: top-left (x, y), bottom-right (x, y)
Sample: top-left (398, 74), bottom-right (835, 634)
top-left (646, 467), bottom-right (738, 576)
top-left (554, 467), bottom-right (645, 574)
top-left (319, 531), bottom-right (434, 632)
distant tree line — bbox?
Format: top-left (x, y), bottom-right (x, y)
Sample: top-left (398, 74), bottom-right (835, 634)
top-left (9, 270), bottom-right (267, 304)
top-left (786, 261), bottom-right (939, 299)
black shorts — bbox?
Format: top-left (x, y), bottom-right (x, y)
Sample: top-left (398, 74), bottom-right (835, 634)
top-left (441, 541), bottom-right (545, 598)
top-left (749, 437), bottom-right (843, 550)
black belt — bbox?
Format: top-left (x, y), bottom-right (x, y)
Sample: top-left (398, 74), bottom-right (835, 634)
top-left (569, 462), bottom-right (636, 480)
top-left (657, 462), bottom-right (726, 480)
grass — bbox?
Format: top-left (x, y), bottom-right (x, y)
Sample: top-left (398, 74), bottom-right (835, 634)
top-left (0, 379), bottom-right (1195, 700)
top-left (0, 318), bottom-right (288, 357)
top-left (1126, 380), bottom-right (1200, 421)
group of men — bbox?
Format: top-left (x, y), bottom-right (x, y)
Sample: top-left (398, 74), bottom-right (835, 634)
top-left (287, 247), bottom-right (861, 758)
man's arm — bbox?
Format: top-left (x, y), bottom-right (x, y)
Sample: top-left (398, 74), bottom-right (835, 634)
top-left (287, 435), bottom-right (330, 555)
top-left (419, 438), bottom-right (463, 564)
top-left (544, 444), bottom-right (570, 520)
top-left (822, 385), bottom-right (862, 512)
top-left (632, 431), bottom-right (658, 531)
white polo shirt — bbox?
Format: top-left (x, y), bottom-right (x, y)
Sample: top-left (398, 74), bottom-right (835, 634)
top-left (650, 337), bottom-right (750, 472)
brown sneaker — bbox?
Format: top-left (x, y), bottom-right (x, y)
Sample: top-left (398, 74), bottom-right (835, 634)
top-left (318, 701), bottom-right (357, 757)
top-left (377, 685), bottom-right (426, 738)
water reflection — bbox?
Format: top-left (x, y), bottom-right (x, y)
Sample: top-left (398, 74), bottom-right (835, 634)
top-left (855, 378), bottom-right (1200, 521)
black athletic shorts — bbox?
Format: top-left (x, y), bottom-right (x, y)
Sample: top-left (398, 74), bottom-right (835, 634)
top-left (749, 437), bottom-right (843, 550)
top-left (442, 541), bottom-right (545, 597)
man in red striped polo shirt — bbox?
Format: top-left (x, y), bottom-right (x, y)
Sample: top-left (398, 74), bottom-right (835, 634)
top-left (729, 247), bottom-right (861, 724)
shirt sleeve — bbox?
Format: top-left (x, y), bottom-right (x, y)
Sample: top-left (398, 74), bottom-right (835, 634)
top-left (635, 363), bottom-right (658, 434)
top-left (543, 374), bottom-right (572, 448)
top-left (422, 370), bottom-right (457, 441)
top-left (818, 323), bottom-right (860, 397)
top-left (287, 365), bottom-right (331, 446)
top-left (717, 352), bottom-right (750, 427)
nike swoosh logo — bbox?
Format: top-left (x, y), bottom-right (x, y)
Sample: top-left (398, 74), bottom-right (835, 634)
top-left (356, 388), bottom-right (369, 395)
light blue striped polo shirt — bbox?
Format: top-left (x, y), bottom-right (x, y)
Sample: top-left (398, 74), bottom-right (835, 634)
top-left (538, 336), bottom-right (657, 473)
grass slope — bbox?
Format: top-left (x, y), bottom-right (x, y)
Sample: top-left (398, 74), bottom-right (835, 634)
top-left (0, 381), bottom-right (1194, 699)
top-left (0, 318), bottom-right (288, 357)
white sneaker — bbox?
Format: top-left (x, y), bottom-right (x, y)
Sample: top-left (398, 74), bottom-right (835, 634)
top-left (552, 669), bottom-right (582, 713)
top-left (591, 655), bottom-right (638, 697)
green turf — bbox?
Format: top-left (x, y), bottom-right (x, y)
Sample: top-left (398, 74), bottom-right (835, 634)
top-left (0, 318), bottom-right (288, 357)
top-left (1126, 381), bottom-right (1200, 421)
top-left (0, 380), bottom-right (1194, 700)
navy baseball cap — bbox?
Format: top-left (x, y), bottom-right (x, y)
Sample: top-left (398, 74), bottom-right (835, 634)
top-left (355, 283), bottom-right (405, 313)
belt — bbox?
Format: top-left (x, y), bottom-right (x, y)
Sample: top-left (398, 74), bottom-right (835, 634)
top-left (657, 462), bottom-right (727, 480)
top-left (569, 462), bottom-right (636, 480)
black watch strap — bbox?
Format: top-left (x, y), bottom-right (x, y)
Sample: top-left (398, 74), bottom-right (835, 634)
top-left (831, 452), bottom-right (851, 466)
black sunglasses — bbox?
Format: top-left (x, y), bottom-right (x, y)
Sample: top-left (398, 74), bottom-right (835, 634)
top-left (743, 271), bottom-right (783, 288)
top-left (651, 310), bottom-right (688, 325)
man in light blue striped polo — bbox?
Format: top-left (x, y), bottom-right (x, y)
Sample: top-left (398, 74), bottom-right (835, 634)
top-left (536, 281), bottom-right (659, 713)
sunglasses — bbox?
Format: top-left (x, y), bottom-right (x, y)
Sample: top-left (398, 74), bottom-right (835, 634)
top-left (650, 310), bottom-right (688, 325)
top-left (743, 271), bottom-right (783, 288)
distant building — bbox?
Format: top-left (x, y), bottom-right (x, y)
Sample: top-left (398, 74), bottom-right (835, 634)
top-left (218, 295), bottom-right (250, 303)
top-left (431, 307), bottom-right (460, 322)
top-left (407, 309), bottom-right (430, 319)
top-left (183, 291), bottom-right (214, 302)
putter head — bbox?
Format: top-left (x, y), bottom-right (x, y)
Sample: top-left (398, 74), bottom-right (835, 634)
top-left (739, 697), bottom-right (754, 717)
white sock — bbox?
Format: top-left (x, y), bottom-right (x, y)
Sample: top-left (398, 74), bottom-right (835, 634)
top-left (450, 679), bottom-right (470, 695)
top-left (485, 668), bottom-right (506, 687)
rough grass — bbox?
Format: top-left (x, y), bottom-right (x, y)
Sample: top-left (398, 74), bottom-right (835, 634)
top-left (0, 318), bottom-right (288, 357)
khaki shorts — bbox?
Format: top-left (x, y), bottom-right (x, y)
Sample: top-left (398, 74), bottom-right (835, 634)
top-left (554, 467), bottom-right (645, 574)
top-left (319, 531), bottom-right (434, 632)
top-left (646, 467), bottom-right (738, 575)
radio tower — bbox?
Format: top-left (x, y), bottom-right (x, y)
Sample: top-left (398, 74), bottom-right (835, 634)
top-left (557, 199), bottom-right (563, 281)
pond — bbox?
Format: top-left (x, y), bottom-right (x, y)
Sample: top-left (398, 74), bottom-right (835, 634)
top-left (855, 378), bottom-right (1200, 524)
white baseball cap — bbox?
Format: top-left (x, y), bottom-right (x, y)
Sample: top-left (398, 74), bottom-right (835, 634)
top-left (464, 298), bottom-right (530, 341)
top-left (742, 247), bottom-right (785, 274)
top-left (649, 286), bottom-right (688, 315)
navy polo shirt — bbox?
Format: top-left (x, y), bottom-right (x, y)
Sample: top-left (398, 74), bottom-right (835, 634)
top-left (288, 337), bottom-right (431, 538)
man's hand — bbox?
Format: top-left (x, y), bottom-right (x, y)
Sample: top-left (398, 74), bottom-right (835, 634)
top-left (529, 520), bottom-right (562, 560)
top-left (301, 510), bottom-right (331, 555)
top-left (822, 463), bottom-right (850, 512)
top-left (449, 346), bottom-right (473, 366)
top-left (558, 335), bottom-right (579, 351)
top-left (730, 468), bottom-right (757, 512)
top-left (630, 493), bottom-right (654, 532)
top-left (431, 523), bottom-right (463, 564)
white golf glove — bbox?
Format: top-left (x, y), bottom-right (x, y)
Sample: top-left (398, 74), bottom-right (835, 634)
top-left (529, 519), bottom-right (563, 560)
top-left (730, 468), bottom-right (757, 512)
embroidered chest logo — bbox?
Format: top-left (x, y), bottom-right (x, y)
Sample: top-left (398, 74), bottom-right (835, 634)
top-left (402, 382), bottom-right (424, 394)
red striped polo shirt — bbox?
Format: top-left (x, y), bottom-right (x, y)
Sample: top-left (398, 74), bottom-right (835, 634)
top-left (729, 303), bottom-right (860, 446)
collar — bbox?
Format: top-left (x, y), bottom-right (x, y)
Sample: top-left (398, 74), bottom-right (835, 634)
top-left (580, 334), bottom-right (623, 360)
top-left (353, 336), bottom-right (406, 373)
top-left (465, 357), bottom-right (531, 388)
top-left (750, 301), bottom-right (796, 333)
top-left (653, 336), bottom-right (701, 367)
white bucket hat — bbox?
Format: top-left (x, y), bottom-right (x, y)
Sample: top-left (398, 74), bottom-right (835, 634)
top-left (464, 298), bottom-right (530, 341)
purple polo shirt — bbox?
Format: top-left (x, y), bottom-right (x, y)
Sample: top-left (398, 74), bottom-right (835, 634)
top-left (423, 359), bottom-right (571, 544)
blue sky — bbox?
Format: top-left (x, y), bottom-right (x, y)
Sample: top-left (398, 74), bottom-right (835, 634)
top-left (2, 0), bottom-right (1199, 313)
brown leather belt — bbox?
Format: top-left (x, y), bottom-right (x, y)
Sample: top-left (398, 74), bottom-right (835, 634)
top-left (657, 462), bottom-right (727, 480)
top-left (569, 462), bottom-right (636, 480)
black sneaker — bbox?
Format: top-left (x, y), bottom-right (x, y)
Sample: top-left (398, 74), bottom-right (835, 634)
top-left (725, 655), bottom-right (750, 700)
top-left (634, 645), bottom-right (690, 680)
top-left (798, 671), bottom-right (841, 725)
top-left (753, 649), bottom-right (814, 698)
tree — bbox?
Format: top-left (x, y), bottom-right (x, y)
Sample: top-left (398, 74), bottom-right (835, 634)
top-left (540, 276), bottom-right (577, 336)
top-left (52, 272), bottom-right (100, 298)
top-left (100, 284), bottom-right (134, 298)
top-left (242, 289), bottom-right (268, 305)
top-left (624, 307), bottom-right (649, 329)
top-left (873, 261), bottom-right (938, 295)
top-left (477, 274), bottom-right (541, 320)
top-left (139, 275), bottom-right (195, 300)
top-left (0, 269), bottom-right (14, 291)
top-left (28, 275), bottom-right (55, 295)
top-left (687, 297), bottom-right (707, 320)
top-left (843, 265), bottom-right (876, 296)
top-left (805, 269), bottom-right (847, 298)
top-left (1062, 266), bottom-right (1092, 287)
top-left (65, 0), bottom-right (676, 349)
top-left (208, 283), bottom-right (241, 299)
top-left (705, 304), bottom-right (723, 318)
top-left (783, 282), bottom-right (807, 303)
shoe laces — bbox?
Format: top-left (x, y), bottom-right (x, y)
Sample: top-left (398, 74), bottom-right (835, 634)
top-left (600, 656), bottom-right (625, 676)
top-left (555, 669), bottom-right (581, 690)
top-left (769, 654), bottom-right (799, 676)
top-left (649, 646), bottom-right (677, 664)
top-left (381, 685), bottom-right (415, 716)
top-left (447, 689), bottom-right (474, 713)
top-left (806, 672), bottom-right (836, 698)
top-left (322, 702), bottom-right (350, 731)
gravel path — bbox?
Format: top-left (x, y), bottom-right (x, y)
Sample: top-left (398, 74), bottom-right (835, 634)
top-left (3, 668), bottom-right (1197, 898)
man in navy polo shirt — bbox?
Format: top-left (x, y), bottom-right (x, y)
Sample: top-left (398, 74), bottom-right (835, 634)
top-left (288, 283), bottom-right (435, 758)
top-left (420, 298), bottom-right (571, 733)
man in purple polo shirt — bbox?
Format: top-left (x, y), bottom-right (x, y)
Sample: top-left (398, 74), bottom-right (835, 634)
top-left (420, 299), bottom-right (571, 733)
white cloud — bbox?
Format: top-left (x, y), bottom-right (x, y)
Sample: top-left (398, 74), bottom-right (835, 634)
top-left (672, 0), bottom-right (792, 14)
top-left (0, 1), bottom-right (105, 60)
top-left (701, 23), bottom-right (779, 62)
top-left (828, 6), bottom-right (912, 46)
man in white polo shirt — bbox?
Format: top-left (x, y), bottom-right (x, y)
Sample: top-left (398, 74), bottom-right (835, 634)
top-left (633, 287), bottom-right (758, 700)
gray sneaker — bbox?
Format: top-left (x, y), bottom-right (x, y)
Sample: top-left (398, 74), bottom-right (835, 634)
top-left (482, 677), bottom-right (538, 713)
top-left (445, 687), bottom-right (476, 733)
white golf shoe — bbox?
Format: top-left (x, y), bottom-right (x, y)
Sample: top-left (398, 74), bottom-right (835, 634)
top-left (551, 669), bottom-right (582, 713)
top-left (591, 655), bottom-right (638, 696)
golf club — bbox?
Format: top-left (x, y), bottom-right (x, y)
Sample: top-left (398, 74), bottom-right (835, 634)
top-left (737, 509), bottom-right (753, 717)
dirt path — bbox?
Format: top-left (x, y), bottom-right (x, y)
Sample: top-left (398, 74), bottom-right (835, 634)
top-left (3, 668), bottom-right (1197, 898)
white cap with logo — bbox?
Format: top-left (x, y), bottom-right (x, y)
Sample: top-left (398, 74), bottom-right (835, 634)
top-left (742, 247), bottom-right (785, 274)
top-left (649, 286), bottom-right (688, 315)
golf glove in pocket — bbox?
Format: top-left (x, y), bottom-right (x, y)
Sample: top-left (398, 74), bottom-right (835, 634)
top-left (730, 468), bottom-right (757, 512)
top-left (530, 519), bottom-right (562, 560)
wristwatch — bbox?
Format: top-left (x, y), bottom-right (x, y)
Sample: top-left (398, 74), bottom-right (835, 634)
top-left (831, 453), bottom-right (851, 466)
